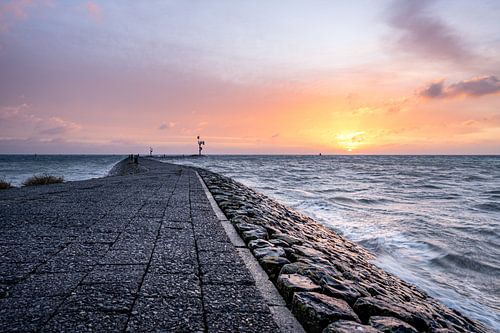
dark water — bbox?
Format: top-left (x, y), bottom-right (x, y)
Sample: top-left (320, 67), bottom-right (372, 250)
top-left (0, 155), bottom-right (123, 186)
top-left (1, 154), bottom-right (499, 330)
top-left (162, 155), bottom-right (500, 331)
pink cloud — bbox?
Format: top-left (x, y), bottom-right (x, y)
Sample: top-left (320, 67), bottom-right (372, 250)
top-left (0, 0), bottom-right (53, 33)
top-left (0, 103), bottom-right (81, 139)
top-left (418, 76), bottom-right (500, 99)
top-left (0, 0), bottom-right (34, 32)
top-left (158, 122), bottom-right (176, 130)
top-left (84, 1), bottom-right (101, 21)
top-left (386, 0), bottom-right (473, 63)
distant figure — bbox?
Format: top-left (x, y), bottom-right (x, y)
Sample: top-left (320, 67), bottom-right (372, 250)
top-left (149, 147), bottom-right (153, 156)
top-left (197, 136), bottom-right (205, 156)
top-left (319, 153), bottom-right (322, 156)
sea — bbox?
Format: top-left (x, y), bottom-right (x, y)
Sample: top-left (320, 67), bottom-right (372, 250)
top-left (1, 154), bottom-right (499, 331)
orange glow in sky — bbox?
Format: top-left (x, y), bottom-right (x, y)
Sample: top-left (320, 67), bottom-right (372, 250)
top-left (0, 1), bottom-right (499, 154)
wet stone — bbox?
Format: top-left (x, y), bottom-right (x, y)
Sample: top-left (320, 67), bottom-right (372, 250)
top-left (273, 233), bottom-right (303, 246)
top-left (277, 273), bottom-right (321, 303)
top-left (269, 238), bottom-right (290, 248)
top-left (259, 255), bottom-right (291, 281)
top-left (323, 320), bottom-right (382, 333)
top-left (253, 246), bottom-right (286, 259)
top-left (292, 291), bottom-right (360, 333)
top-left (321, 276), bottom-right (365, 306)
top-left (241, 228), bottom-right (268, 242)
top-left (248, 239), bottom-right (274, 250)
top-left (369, 316), bottom-right (418, 333)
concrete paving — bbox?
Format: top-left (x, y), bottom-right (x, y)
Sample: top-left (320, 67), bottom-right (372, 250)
top-left (0, 159), bottom-right (282, 332)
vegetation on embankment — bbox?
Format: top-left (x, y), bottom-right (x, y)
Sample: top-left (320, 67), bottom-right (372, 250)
top-left (0, 179), bottom-right (13, 190)
top-left (22, 175), bottom-right (64, 186)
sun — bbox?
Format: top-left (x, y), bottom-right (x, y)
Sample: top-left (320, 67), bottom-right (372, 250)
top-left (336, 131), bottom-right (366, 152)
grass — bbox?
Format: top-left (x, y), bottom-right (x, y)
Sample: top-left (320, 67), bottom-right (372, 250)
top-left (23, 175), bottom-right (64, 187)
top-left (0, 179), bottom-right (13, 190)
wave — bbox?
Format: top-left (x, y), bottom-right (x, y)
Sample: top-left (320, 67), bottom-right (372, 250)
top-left (430, 253), bottom-right (500, 275)
top-left (357, 237), bottom-right (386, 254)
top-left (328, 196), bottom-right (357, 204)
top-left (486, 190), bottom-right (500, 195)
top-left (474, 202), bottom-right (500, 212)
top-left (415, 184), bottom-right (442, 189)
top-left (328, 196), bottom-right (395, 206)
top-left (464, 175), bottom-right (488, 182)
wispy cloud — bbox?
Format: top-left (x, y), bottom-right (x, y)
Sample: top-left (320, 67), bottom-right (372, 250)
top-left (0, 0), bottom-right (52, 33)
top-left (386, 0), bottom-right (473, 63)
top-left (84, 1), bottom-right (101, 21)
top-left (418, 76), bottom-right (500, 99)
top-left (0, 104), bottom-right (81, 138)
top-left (158, 121), bottom-right (176, 130)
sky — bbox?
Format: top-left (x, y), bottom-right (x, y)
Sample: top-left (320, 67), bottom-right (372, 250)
top-left (0, 0), bottom-right (499, 154)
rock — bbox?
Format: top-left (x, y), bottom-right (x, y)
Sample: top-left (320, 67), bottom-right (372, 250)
top-left (291, 292), bottom-right (360, 333)
top-left (273, 233), bottom-right (303, 245)
top-left (248, 239), bottom-right (273, 250)
top-left (277, 274), bottom-right (321, 303)
top-left (281, 262), bottom-right (311, 275)
top-left (369, 316), bottom-right (418, 333)
top-left (321, 276), bottom-right (366, 306)
top-left (323, 320), bottom-right (381, 333)
top-left (259, 256), bottom-right (291, 280)
top-left (200, 170), bottom-right (490, 333)
top-left (353, 297), bottom-right (430, 332)
top-left (280, 261), bottom-right (342, 286)
top-left (234, 222), bottom-right (260, 232)
top-left (241, 228), bottom-right (268, 242)
top-left (291, 245), bottom-right (325, 259)
top-left (269, 238), bottom-right (290, 247)
top-left (253, 246), bottom-right (286, 259)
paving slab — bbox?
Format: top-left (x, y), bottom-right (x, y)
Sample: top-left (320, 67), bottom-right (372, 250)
top-left (0, 158), bottom-right (287, 332)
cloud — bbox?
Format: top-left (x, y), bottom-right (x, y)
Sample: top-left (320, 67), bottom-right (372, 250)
top-left (0, 0), bottom-right (34, 33)
top-left (419, 76), bottom-right (500, 99)
top-left (0, 104), bottom-right (81, 138)
top-left (386, 0), bottom-right (473, 63)
top-left (38, 117), bottom-right (81, 135)
top-left (84, 1), bottom-right (101, 21)
top-left (0, 0), bottom-right (52, 33)
top-left (158, 121), bottom-right (176, 130)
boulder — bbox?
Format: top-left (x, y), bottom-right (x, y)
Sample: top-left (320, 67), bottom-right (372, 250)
top-left (248, 239), bottom-right (273, 250)
top-left (277, 274), bottom-right (320, 303)
top-left (321, 276), bottom-right (367, 306)
top-left (353, 297), bottom-right (430, 331)
top-left (259, 256), bottom-right (291, 281)
top-left (323, 320), bottom-right (381, 333)
top-left (253, 246), bottom-right (286, 259)
top-left (273, 233), bottom-right (303, 246)
top-left (369, 316), bottom-right (418, 333)
top-left (292, 292), bottom-right (360, 333)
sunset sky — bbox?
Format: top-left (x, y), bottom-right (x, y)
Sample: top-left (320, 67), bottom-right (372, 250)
top-left (1, 0), bottom-right (499, 154)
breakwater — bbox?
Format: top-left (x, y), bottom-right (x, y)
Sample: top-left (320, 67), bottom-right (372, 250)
top-left (198, 167), bottom-right (491, 333)
top-left (0, 159), bottom-right (291, 332)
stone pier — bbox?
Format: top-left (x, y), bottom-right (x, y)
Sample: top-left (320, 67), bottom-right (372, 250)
top-left (0, 158), bottom-right (300, 332)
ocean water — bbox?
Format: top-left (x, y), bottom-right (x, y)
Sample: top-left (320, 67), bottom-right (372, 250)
top-left (0, 155), bottom-right (123, 187)
top-left (0, 154), bottom-right (498, 330)
top-left (160, 155), bottom-right (500, 331)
